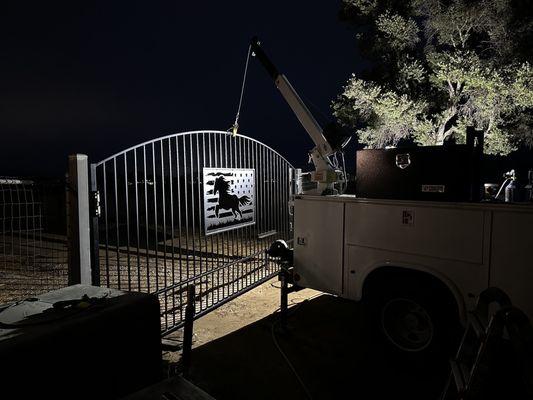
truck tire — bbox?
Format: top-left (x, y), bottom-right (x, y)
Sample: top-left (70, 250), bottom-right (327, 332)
top-left (363, 275), bottom-right (461, 363)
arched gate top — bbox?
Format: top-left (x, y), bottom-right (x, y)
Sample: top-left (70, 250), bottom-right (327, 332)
top-left (94, 130), bottom-right (293, 167)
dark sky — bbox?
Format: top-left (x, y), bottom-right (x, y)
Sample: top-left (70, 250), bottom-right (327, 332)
top-left (0, 1), bottom-right (362, 178)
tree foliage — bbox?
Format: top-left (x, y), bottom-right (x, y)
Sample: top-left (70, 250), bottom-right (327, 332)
top-left (333, 0), bottom-right (533, 154)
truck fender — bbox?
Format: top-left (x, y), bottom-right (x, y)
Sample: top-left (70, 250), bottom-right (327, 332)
top-left (356, 261), bottom-right (467, 323)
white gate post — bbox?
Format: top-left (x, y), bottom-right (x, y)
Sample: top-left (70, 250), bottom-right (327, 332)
top-left (67, 154), bottom-right (92, 285)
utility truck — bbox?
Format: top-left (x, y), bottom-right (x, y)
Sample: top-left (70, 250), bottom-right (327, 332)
top-left (251, 37), bottom-right (533, 355)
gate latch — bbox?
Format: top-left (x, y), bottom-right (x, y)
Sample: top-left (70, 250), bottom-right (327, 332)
top-left (91, 191), bottom-right (101, 218)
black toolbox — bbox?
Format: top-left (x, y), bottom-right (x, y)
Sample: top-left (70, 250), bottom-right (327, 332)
top-left (0, 285), bottom-right (162, 399)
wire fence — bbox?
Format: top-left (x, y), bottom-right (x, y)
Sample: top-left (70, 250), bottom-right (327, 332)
top-left (0, 178), bottom-right (69, 303)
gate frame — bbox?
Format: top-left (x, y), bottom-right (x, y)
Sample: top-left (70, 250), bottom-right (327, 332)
top-left (88, 130), bottom-right (295, 335)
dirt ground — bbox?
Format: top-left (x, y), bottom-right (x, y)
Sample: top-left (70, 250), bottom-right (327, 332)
top-left (161, 279), bottom-right (449, 399)
top-left (163, 277), bottom-right (320, 359)
top-left (181, 286), bottom-right (451, 400)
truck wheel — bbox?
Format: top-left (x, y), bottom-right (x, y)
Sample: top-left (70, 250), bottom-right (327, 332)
top-left (380, 297), bottom-right (434, 352)
top-left (364, 276), bottom-right (460, 361)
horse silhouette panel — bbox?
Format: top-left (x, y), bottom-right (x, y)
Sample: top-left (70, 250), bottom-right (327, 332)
top-left (203, 168), bottom-right (255, 235)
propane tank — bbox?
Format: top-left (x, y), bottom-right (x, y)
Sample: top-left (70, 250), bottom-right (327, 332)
top-left (504, 169), bottom-right (518, 203)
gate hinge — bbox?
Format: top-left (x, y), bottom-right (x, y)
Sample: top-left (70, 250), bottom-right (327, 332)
top-left (91, 190), bottom-right (101, 218)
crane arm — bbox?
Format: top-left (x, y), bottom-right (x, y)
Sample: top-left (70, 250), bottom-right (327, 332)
top-left (250, 37), bottom-right (333, 158)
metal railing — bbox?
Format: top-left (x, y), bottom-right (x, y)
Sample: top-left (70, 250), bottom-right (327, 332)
top-left (91, 131), bottom-right (294, 334)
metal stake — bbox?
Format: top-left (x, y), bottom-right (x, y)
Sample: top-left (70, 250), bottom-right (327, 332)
top-left (182, 284), bottom-right (196, 379)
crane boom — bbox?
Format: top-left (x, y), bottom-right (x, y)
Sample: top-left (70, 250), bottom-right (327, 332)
top-left (250, 36), bottom-right (344, 194)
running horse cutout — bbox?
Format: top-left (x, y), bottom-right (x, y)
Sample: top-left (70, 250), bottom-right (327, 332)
top-left (213, 176), bottom-right (251, 219)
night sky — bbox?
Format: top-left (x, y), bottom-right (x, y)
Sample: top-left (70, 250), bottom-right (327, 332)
top-left (0, 1), bottom-right (362, 178)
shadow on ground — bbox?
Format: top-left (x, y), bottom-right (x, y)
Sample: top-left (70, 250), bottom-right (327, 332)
top-left (188, 294), bottom-right (449, 399)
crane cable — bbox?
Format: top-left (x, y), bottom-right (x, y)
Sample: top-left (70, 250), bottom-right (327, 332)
top-left (230, 44), bottom-right (252, 137)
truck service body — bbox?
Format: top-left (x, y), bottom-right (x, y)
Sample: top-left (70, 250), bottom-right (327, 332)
top-left (293, 195), bottom-right (533, 323)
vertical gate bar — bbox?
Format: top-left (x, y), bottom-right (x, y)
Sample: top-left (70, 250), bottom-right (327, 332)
top-left (282, 161), bottom-right (286, 239)
top-left (238, 137), bottom-right (242, 289)
top-left (221, 134), bottom-right (225, 298)
top-left (235, 136), bottom-right (240, 291)
top-left (245, 138), bottom-right (250, 285)
top-left (124, 153), bottom-right (131, 291)
top-left (253, 141), bottom-right (259, 281)
top-left (280, 158), bottom-right (283, 240)
top-left (241, 136), bottom-right (246, 289)
top-left (160, 140), bottom-right (168, 331)
top-left (277, 156), bottom-right (281, 241)
top-left (283, 162), bottom-right (286, 239)
top-left (281, 161), bottom-right (290, 240)
top-left (151, 142), bottom-right (159, 292)
top-left (263, 148), bottom-right (268, 279)
top-left (133, 149), bottom-right (141, 291)
top-left (168, 138), bottom-right (176, 328)
top-left (183, 136), bottom-right (190, 283)
top-left (230, 135), bottom-right (235, 294)
top-left (202, 132), bottom-right (211, 306)
top-left (239, 136), bottom-right (244, 290)
top-left (214, 133), bottom-right (220, 304)
top-left (90, 163), bottom-right (100, 286)
top-left (201, 133), bottom-right (209, 309)
top-left (222, 134), bottom-right (227, 298)
top-left (102, 163), bottom-right (110, 286)
top-left (271, 152), bottom-right (275, 244)
top-left (272, 154), bottom-right (277, 245)
top-left (143, 145), bottom-right (150, 293)
top-left (196, 133), bottom-right (203, 311)
top-left (244, 137), bottom-right (250, 287)
top-left (207, 132), bottom-right (214, 308)
top-left (278, 157), bottom-right (286, 240)
top-left (287, 164), bottom-right (290, 238)
top-left (278, 157), bottom-right (282, 240)
top-left (287, 164), bottom-right (291, 238)
top-left (175, 136), bottom-right (183, 322)
top-left (256, 143), bottom-right (261, 282)
top-left (211, 133), bottom-right (217, 304)
top-left (233, 136), bottom-right (239, 291)
top-left (249, 138), bottom-right (254, 285)
top-left (189, 134), bottom-right (197, 304)
top-left (268, 149), bottom-right (273, 246)
top-left (113, 157), bottom-right (121, 289)
top-left (266, 147), bottom-right (271, 278)
top-left (253, 143), bottom-right (258, 282)
top-left (261, 145), bottom-right (266, 279)
top-left (276, 156), bottom-right (281, 242)
top-left (276, 156), bottom-right (285, 239)
top-left (282, 160), bottom-right (285, 239)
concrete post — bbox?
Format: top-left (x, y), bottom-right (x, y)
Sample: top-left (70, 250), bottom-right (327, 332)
top-left (67, 154), bottom-right (92, 285)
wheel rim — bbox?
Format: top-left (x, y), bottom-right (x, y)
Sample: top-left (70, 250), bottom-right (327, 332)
top-left (381, 298), bottom-right (434, 352)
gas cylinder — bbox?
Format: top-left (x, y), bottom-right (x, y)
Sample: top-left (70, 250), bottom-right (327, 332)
top-left (505, 172), bottom-right (518, 203)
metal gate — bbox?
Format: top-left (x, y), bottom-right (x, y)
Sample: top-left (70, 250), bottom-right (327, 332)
top-left (91, 131), bottom-right (294, 335)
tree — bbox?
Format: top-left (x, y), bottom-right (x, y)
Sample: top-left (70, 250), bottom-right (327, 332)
top-left (333, 0), bottom-right (533, 155)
